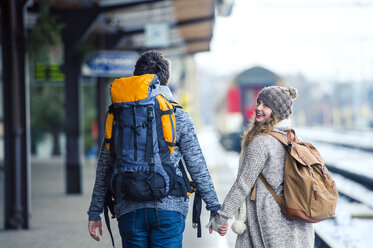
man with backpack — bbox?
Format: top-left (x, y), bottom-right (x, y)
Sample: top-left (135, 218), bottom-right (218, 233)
top-left (87, 50), bottom-right (222, 247)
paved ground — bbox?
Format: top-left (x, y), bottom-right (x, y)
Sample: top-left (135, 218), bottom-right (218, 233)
top-left (0, 128), bottom-right (239, 248)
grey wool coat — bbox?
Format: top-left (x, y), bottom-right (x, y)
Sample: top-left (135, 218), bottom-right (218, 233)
top-left (215, 122), bottom-right (314, 248)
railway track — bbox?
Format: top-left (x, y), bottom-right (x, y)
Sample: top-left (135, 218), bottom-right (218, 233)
top-left (314, 169), bottom-right (373, 248)
top-left (314, 141), bottom-right (373, 248)
top-left (328, 165), bottom-right (373, 191)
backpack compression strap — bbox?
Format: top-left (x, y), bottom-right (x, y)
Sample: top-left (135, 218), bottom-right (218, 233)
top-left (146, 106), bottom-right (155, 172)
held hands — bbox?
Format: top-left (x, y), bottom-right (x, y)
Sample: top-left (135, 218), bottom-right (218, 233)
top-left (206, 216), bottom-right (228, 236)
top-left (88, 220), bottom-right (103, 241)
top-left (217, 223), bottom-right (228, 236)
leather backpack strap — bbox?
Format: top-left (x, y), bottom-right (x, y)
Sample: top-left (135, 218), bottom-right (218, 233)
top-left (259, 174), bottom-right (283, 207)
top-left (269, 131), bottom-right (288, 146)
top-left (250, 182), bottom-right (257, 201)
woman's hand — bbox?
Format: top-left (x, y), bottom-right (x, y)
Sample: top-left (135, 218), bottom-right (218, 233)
top-left (218, 223), bottom-right (228, 236)
top-left (88, 220), bottom-right (103, 241)
top-left (206, 216), bottom-right (228, 236)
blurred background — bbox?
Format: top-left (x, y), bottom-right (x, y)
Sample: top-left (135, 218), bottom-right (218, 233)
top-left (0, 0), bottom-right (372, 247)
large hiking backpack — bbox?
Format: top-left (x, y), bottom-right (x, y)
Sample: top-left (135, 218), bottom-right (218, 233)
top-left (102, 74), bottom-right (202, 247)
top-left (104, 74), bottom-right (190, 201)
top-left (255, 129), bottom-right (338, 223)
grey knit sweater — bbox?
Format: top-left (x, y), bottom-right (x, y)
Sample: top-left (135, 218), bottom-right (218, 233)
top-left (88, 85), bottom-right (221, 221)
top-left (214, 122), bottom-right (314, 248)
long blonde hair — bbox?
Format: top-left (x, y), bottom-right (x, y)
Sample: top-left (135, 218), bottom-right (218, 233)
top-left (241, 113), bottom-right (279, 148)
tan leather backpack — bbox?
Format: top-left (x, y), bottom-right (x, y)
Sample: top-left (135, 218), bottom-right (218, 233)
top-left (254, 129), bottom-right (338, 223)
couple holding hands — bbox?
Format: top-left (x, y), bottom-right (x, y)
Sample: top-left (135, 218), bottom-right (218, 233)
top-left (88, 50), bottom-right (314, 248)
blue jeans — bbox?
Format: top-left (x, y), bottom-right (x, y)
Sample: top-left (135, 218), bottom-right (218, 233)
top-left (117, 208), bottom-right (186, 248)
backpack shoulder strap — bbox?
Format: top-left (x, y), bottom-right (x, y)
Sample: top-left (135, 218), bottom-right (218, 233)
top-left (170, 101), bottom-right (183, 111)
top-left (258, 174), bottom-right (283, 207)
top-left (270, 129), bottom-right (299, 146)
top-left (269, 131), bottom-right (288, 146)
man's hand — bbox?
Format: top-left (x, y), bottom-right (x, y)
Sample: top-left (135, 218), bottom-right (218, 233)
top-left (88, 220), bottom-right (103, 241)
top-left (209, 216), bottom-right (214, 234)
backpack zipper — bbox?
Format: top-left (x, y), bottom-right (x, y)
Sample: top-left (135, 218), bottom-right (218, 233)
top-left (313, 189), bottom-right (318, 200)
top-left (312, 188), bottom-right (337, 200)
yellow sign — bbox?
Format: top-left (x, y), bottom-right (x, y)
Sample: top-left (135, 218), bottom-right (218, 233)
top-left (34, 62), bottom-right (65, 82)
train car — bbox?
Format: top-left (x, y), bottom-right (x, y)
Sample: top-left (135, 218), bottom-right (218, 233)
top-left (216, 66), bottom-right (281, 152)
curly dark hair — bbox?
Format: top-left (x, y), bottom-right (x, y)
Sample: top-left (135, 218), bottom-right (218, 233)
top-left (133, 50), bottom-right (170, 85)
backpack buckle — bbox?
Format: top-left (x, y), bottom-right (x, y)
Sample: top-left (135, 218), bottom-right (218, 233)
top-left (147, 107), bottom-right (154, 120)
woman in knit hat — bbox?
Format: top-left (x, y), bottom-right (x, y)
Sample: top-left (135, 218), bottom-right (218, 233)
top-left (207, 86), bottom-right (314, 247)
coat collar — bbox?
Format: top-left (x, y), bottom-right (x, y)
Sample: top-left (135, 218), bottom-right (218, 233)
top-left (273, 118), bottom-right (292, 133)
top-left (159, 85), bottom-right (177, 103)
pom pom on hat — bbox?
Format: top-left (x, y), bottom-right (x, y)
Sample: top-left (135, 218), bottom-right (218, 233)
top-left (288, 87), bottom-right (298, 99)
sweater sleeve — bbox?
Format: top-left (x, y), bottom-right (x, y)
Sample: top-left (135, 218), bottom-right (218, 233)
top-left (177, 110), bottom-right (221, 216)
top-left (87, 139), bottom-right (112, 221)
top-left (215, 135), bottom-right (268, 224)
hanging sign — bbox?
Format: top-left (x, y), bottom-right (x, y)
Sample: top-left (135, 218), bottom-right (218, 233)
top-left (82, 51), bottom-right (139, 77)
top-left (145, 23), bottom-right (170, 48)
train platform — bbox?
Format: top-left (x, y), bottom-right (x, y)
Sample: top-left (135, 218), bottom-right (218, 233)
top-left (1, 126), bottom-right (372, 248)
top-left (0, 127), bottom-right (237, 248)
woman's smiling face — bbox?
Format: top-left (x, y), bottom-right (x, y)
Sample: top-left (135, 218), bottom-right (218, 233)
top-left (255, 99), bottom-right (273, 123)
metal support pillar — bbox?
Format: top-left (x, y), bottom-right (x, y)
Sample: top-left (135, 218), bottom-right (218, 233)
top-left (1, 0), bottom-right (30, 229)
top-left (64, 44), bottom-right (83, 194)
top-left (96, 77), bottom-right (107, 147)
top-left (57, 1), bottom-right (164, 193)
top-left (60, 9), bottom-right (101, 194)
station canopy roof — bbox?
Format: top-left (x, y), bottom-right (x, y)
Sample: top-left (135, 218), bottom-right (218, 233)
top-left (27, 0), bottom-right (234, 56)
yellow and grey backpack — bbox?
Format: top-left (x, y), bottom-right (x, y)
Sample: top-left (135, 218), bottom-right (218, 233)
top-left (104, 74), bottom-right (192, 201)
top-left (103, 74), bottom-right (202, 246)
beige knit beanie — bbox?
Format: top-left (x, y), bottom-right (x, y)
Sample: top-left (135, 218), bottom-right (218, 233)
top-left (257, 86), bottom-right (298, 120)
